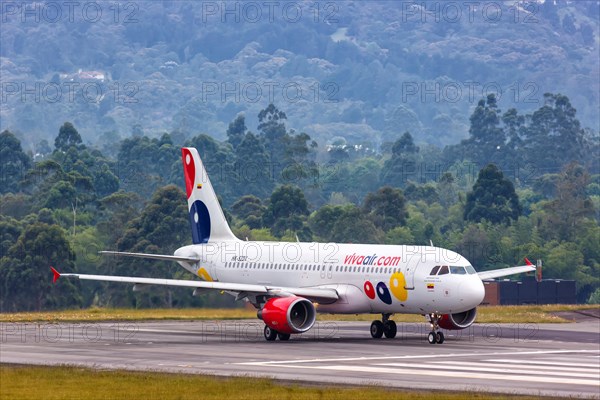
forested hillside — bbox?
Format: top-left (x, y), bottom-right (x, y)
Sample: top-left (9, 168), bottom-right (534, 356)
top-left (1, 1), bottom-right (598, 312)
top-left (1, 1), bottom-right (599, 150)
top-left (1, 97), bottom-right (598, 311)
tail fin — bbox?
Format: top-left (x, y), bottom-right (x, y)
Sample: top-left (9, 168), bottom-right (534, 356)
top-left (182, 147), bottom-right (238, 243)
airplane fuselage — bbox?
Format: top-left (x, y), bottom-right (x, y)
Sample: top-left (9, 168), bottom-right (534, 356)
top-left (174, 241), bottom-right (485, 315)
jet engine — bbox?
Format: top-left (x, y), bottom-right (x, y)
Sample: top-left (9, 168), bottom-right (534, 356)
top-left (438, 307), bottom-right (477, 330)
top-left (257, 296), bottom-right (316, 334)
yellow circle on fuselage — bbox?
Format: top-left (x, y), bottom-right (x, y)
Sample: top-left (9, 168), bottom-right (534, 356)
top-left (389, 271), bottom-right (408, 301)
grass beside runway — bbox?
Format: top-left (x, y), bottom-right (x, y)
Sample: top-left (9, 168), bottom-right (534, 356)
top-left (0, 365), bottom-right (540, 400)
top-left (0, 304), bottom-right (597, 323)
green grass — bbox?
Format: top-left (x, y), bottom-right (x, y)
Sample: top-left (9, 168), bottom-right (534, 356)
top-left (0, 365), bottom-right (540, 400)
top-left (0, 304), bottom-right (597, 323)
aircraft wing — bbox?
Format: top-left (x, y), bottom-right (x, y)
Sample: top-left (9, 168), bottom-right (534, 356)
top-left (50, 268), bottom-right (339, 303)
top-left (478, 258), bottom-right (536, 280)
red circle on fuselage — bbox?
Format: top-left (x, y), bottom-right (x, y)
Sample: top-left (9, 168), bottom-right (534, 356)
top-left (364, 281), bottom-right (376, 299)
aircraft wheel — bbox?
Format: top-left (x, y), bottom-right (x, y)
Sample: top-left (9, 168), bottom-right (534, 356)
top-left (436, 331), bottom-right (445, 344)
top-left (383, 320), bottom-right (397, 339)
top-left (427, 331), bottom-right (437, 344)
top-left (370, 320), bottom-right (384, 338)
top-left (264, 325), bottom-right (278, 341)
top-left (277, 333), bottom-right (291, 341)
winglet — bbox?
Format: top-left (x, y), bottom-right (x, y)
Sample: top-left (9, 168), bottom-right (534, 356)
top-left (524, 257), bottom-right (533, 266)
top-left (50, 266), bottom-right (60, 283)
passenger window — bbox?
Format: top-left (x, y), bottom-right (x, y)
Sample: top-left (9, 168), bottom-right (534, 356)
top-left (430, 266), bottom-right (440, 275)
top-left (438, 265), bottom-right (449, 275)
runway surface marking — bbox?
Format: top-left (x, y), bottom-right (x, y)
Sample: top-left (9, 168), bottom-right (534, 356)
top-left (238, 349), bottom-right (600, 388)
top-left (237, 349), bottom-right (599, 365)
top-left (275, 364), bottom-right (599, 387)
top-left (427, 360), bottom-right (596, 373)
top-left (488, 359), bottom-right (600, 368)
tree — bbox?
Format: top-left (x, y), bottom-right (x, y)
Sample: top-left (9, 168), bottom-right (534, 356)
top-left (263, 185), bottom-right (309, 237)
top-left (403, 183), bottom-right (439, 205)
top-left (0, 223), bottom-right (81, 311)
top-left (108, 185), bottom-right (190, 308)
top-left (541, 163), bottom-right (595, 241)
top-left (329, 205), bottom-right (384, 244)
top-left (462, 94), bottom-right (505, 167)
top-left (96, 191), bottom-right (142, 246)
top-left (362, 186), bottom-right (408, 231)
top-left (226, 114), bottom-right (247, 150)
top-left (94, 164), bottom-right (120, 198)
top-left (256, 104), bottom-right (316, 185)
top-left (54, 122), bottom-right (82, 152)
top-left (501, 108), bottom-right (525, 162)
top-left (438, 172), bottom-right (458, 208)
top-left (258, 104), bottom-right (287, 147)
top-left (232, 132), bottom-right (273, 200)
top-left (0, 130), bottom-right (31, 194)
top-left (464, 164), bottom-right (521, 225)
top-left (118, 135), bottom-right (179, 199)
top-left (381, 132), bottom-right (419, 187)
top-left (523, 93), bottom-right (586, 172)
top-left (231, 195), bottom-right (266, 229)
top-left (308, 205), bottom-right (346, 241)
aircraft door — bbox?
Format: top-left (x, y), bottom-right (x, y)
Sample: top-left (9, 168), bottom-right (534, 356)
top-left (320, 265), bottom-right (326, 279)
top-left (403, 253), bottom-right (422, 290)
top-left (327, 265), bottom-right (333, 279)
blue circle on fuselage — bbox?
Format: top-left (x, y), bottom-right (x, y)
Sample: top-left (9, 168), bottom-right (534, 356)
top-left (376, 282), bottom-right (392, 305)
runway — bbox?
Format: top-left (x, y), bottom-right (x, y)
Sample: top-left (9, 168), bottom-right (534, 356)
top-left (1, 318), bottom-right (599, 398)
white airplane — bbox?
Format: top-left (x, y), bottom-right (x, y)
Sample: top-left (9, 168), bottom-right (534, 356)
top-left (52, 147), bottom-right (535, 344)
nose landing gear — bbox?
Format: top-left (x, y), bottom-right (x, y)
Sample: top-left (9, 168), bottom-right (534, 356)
top-left (426, 313), bottom-right (445, 344)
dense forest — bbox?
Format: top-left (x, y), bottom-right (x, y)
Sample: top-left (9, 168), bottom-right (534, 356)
top-left (1, 1), bottom-right (599, 311)
top-left (1, 1), bottom-right (599, 150)
top-left (1, 96), bottom-right (599, 311)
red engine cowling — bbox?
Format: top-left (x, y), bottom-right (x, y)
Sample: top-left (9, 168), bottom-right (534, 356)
top-left (257, 296), bottom-right (316, 334)
top-left (438, 308), bottom-right (477, 330)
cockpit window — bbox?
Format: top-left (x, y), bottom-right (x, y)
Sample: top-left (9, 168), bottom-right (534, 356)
top-left (438, 265), bottom-right (449, 275)
top-left (430, 266), bottom-right (440, 275)
top-left (450, 266), bottom-right (467, 275)
top-left (465, 265), bottom-right (477, 274)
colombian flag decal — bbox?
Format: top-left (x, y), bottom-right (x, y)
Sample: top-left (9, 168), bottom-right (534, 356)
top-left (197, 184), bottom-right (203, 189)
top-left (427, 283), bottom-right (435, 290)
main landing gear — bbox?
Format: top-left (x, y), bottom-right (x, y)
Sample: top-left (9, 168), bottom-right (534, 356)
top-left (426, 313), bottom-right (445, 344)
top-left (370, 313), bottom-right (397, 339)
top-left (263, 325), bottom-right (290, 341)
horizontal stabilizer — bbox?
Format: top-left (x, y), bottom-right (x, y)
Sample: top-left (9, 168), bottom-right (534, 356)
top-left (478, 264), bottom-right (536, 280)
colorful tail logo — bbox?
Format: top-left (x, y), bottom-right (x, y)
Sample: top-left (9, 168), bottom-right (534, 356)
top-left (181, 148), bottom-right (237, 244)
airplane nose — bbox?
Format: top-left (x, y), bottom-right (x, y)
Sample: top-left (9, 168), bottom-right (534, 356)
top-left (458, 278), bottom-right (485, 306)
